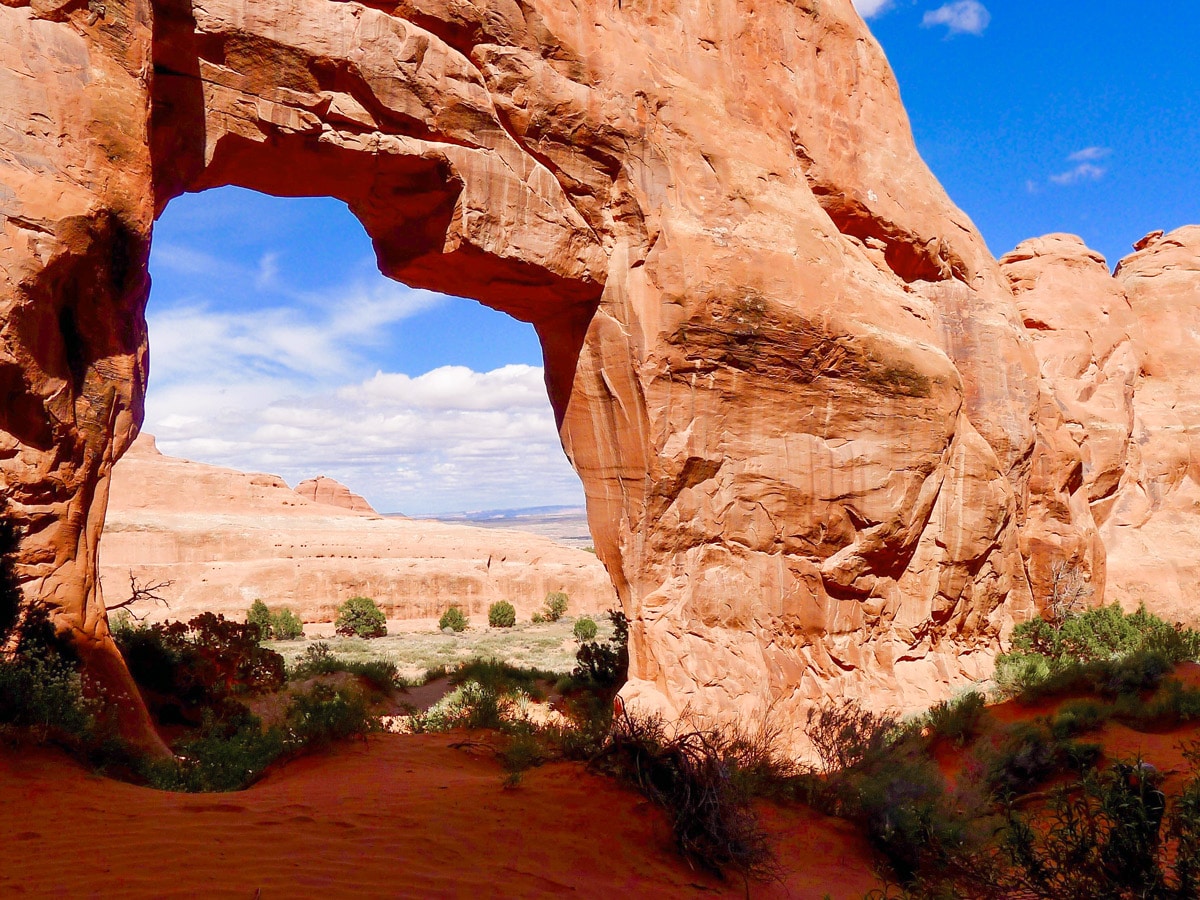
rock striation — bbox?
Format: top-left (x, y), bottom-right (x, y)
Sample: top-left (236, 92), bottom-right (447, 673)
top-left (0, 0), bottom-right (1194, 747)
top-left (101, 434), bottom-right (616, 624)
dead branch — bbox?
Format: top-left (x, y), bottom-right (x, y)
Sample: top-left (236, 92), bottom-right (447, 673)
top-left (105, 570), bottom-right (174, 621)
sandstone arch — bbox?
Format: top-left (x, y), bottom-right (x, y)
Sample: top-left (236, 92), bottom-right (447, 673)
top-left (0, 0), bottom-right (1102, 748)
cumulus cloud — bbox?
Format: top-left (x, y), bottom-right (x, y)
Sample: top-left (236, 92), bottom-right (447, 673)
top-left (921, 1), bottom-right (991, 35)
top-left (853, 0), bottom-right (893, 17)
top-left (144, 285), bottom-right (582, 515)
top-left (1048, 147), bottom-right (1112, 186)
top-left (149, 364), bottom-right (579, 515)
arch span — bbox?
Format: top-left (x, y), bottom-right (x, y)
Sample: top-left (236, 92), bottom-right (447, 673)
top-left (0, 0), bottom-right (1100, 749)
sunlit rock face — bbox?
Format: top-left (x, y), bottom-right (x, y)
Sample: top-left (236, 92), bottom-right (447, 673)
top-left (2, 0), bottom-right (1160, 749)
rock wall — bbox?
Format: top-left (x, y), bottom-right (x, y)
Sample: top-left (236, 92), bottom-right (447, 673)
top-left (101, 433), bottom-right (617, 623)
top-left (2, 0), bottom-right (1188, 747)
top-left (1002, 227), bottom-right (1200, 626)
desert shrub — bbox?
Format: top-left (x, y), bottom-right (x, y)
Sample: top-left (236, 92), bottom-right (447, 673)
top-left (488, 600), bottom-right (516, 628)
top-left (856, 756), bottom-right (967, 884)
top-left (997, 604), bottom-right (1200, 701)
top-left (0, 508), bottom-right (21, 639)
top-left (285, 683), bottom-right (376, 749)
top-left (498, 727), bottom-right (547, 788)
top-left (805, 701), bottom-right (901, 778)
top-left (543, 591), bottom-right (569, 622)
top-left (157, 707), bottom-right (287, 792)
top-left (247, 599), bottom-right (273, 639)
top-left (0, 606), bottom-right (94, 743)
top-left (114, 613), bottom-right (285, 725)
top-left (985, 759), bottom-right (1198, 898)
top-left (413, 680), bottom-right (516, 732)
top-left (289, 642), bottom-right (402, 694)
top-left (1049, 698), bottom-right (1112, 739)
top-left (976, 722), bottom-right (1100, 799)
top-left (335, 596), bottom-right (387, 638)
top-left (450, 658), bottom-right (551, 697)
top-left (923, 692), bottom-right (987, 748)
top-left (571, 610), bottom-right (629, 694)
top-left (1118, 678), bottom-right (1200, 730)
top-left (269, 608), bottom-right (304, 640)
top-left (411, 660), bottom-right (551, 733)
top-left (531, 612), bottom-right (545, 624)
top-left (439, 606), bottom-right (467, 633)
top-left (594, 712), bottom-right (780, 881)
top-left (573, 616), bottom-right (598, 642)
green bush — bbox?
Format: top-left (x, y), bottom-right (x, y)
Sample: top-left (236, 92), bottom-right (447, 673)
top-left (488, 600), bottom-right (516, 628)
top-left (571, 610), bottom-right (629, 696)
top-left (155, 707), bottom-right (286, 792)
top-left (113, 613), bottom-right (286, 726)
top-left (335, 596), bottom-right (387, 638)
top-left (269, 608), bottom-right (304, 640)
top-left (923, 691), bottom-right (986, 748)
top-left (997, 604), bottom-right (1200, 701)
top-left (439, 606), bottom-right (467, 632)
top-left (0, 606), bottom-right (94, 743)
top-left (985, 760), bottom-right (1199, 898)
top-left (247, 599), bottom-right (273, 640)
top-left (573, 616), bottom-right (598, 642)
top-left (289, 642), bottom-right (402, 694)
top-left (0, 509), bottom-right (22, 640)
top-left (285, 683), bottom-right (376, 749)
top-left (543, 591), bottom-right (569, 622)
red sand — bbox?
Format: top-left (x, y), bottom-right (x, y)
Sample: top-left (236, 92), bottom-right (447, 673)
top-left (0, 733), bottom-right (879, 898)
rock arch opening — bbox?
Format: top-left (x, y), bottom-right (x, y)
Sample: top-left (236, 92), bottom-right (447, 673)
top-left (140, 185), bottom-right (585, 518)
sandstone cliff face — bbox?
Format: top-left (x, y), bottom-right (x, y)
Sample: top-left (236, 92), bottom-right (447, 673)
top-left (101, 434), bottom-right (616, 623)
top-left (1000, 227), bottom-right (1200, 627)
top-left (0, 0), bottom-right (1145, 747)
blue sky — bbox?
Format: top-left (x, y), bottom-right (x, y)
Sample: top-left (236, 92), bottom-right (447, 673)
top-left (145, 1), bottom-right (1198, 514)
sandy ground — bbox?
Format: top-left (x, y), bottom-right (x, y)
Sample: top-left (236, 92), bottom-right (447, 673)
top-left (0, 733), bottom-right (879, 899)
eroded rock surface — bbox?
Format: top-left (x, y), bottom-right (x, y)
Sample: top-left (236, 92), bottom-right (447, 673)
top-left (101, 434), bottom-right (615, 624)
top-left (2, 0), bottom-right (1181, 747)
top-left (1000, 228), bottom-right (1200, 626)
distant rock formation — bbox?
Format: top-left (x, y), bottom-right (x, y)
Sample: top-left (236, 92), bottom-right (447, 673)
top-left (100, 434), bottom-right (616, 624)
top-left (293, 476), bottom-right (377, 515)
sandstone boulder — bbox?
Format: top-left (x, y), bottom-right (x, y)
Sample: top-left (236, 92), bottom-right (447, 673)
top-left (293, 476), bottom-right (377, 515)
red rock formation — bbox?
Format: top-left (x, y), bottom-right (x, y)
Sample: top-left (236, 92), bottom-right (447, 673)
top-left (1000, 228), bottom-right (1200, 627)
top-left (101, 434), bottom-right (617, 623)
top-left (293, 476), bottom-right (376, 515)
top-left (0, 0), bottom-right (1146, 747)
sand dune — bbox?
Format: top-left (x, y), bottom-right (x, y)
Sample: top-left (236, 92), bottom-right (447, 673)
top-left (0, 733), bottom-right (878, 898)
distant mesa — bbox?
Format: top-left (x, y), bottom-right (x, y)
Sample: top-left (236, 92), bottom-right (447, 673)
top-left (101, 436), bottom-right (615, 626)
top-left (294, 476), bottom-right (378, 515)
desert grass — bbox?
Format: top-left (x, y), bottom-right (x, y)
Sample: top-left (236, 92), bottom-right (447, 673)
top-left (266, 616), bottom-right (614, 684)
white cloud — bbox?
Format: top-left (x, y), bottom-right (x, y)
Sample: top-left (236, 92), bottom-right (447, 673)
top-left (144, 288), bottom-right (581, 514)
top-left (853, 0), bottom-right (894, 18)
top-left (1068, 146), bottom-right (1112, 163)
top-left (1048, 148), bottom-right (1111, 186)
top-left (147, 364), bottom-right (579, 515)
top-left (921, 1), bottom-right (991, 35)
top-left (1049, 163), bottom-right (1106, 186)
